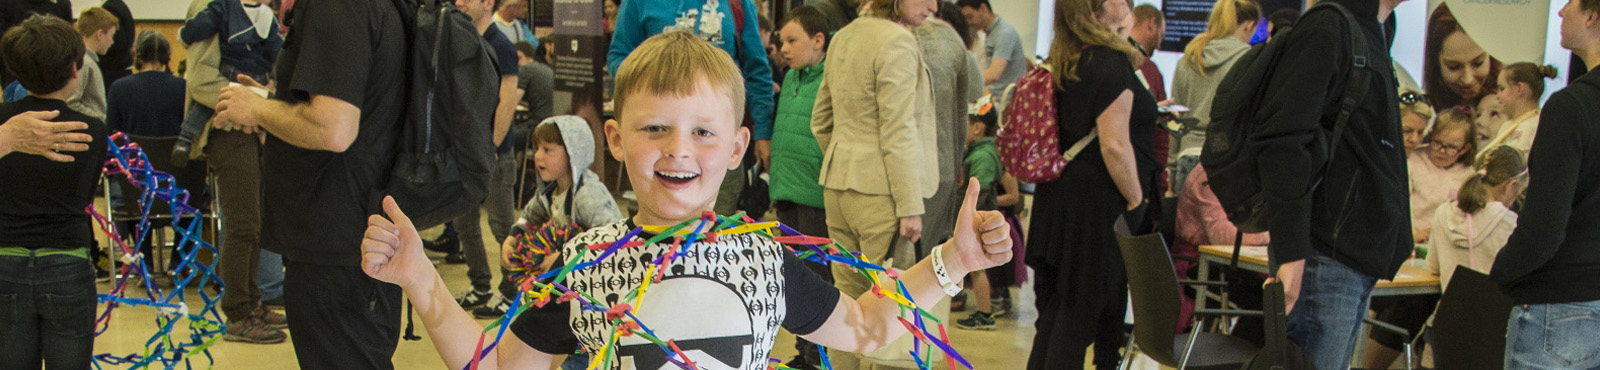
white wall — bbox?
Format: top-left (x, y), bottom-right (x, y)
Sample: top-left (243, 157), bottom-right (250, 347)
top-left (991, 0), bottom-right (1044, 58)
top-left (75, 0), bottom-right (192, 21)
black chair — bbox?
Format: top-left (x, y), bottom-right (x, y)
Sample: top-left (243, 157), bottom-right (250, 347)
top-left (106, 135), bottom-right (213, 276)
top-left (1159, 195), bottom-right (1179, 249)
top-left (1430, 266), bottom-right (1514, 370)
top-left (1115, 216), bottom-right (1261, 369)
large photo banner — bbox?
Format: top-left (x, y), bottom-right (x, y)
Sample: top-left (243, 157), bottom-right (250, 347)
top-left (1422, 0), bottom-right (1549, 110)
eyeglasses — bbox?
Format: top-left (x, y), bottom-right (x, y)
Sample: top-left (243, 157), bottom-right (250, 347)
top-left (1400, 92), bottom-right (1429, 105)
top-left (1429, 139), bottom-right (1465, 154)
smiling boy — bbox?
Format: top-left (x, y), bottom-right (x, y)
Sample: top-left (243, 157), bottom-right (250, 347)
top-left (359, 31), bottom-right (1012, 370)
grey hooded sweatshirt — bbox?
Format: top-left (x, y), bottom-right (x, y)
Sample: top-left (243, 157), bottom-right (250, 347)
top-left (1426, 200), bottom-right (1517, 291)
top-left (510, 116), bottom-right (623, 235)
top-left (1170, 36), bottom-right (1252, 162)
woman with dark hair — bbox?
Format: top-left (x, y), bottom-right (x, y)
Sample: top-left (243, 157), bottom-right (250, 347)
top-left (1024, 0), bottom-right (1158, 367)
top-left (935, 1), bottom-right (975, 49)
top-left (1425, 3), bottom-right (1503, 110)
top-left (106, 30), bottom-right (184, 137)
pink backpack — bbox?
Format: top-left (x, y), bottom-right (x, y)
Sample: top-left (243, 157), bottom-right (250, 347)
top-left (999, 67), bottom-right (1098, 183)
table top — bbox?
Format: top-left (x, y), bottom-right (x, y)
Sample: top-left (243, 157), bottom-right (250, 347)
top-left (1199, 245), bottom-right (1440, 289)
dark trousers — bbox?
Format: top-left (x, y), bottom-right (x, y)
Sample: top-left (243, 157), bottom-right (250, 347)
top-left (775, 201), bottom-right (831, 361)
top-left (1028, 261), bottom-right (1128, 370)
top-left (0, 253), bottom-right (95, 370)
top-left (209, 130), bottom-right (265, 321)
top-left (284, 261), bottom-right (402, 370)
top-left (461, 153), bottom-right (517, 294)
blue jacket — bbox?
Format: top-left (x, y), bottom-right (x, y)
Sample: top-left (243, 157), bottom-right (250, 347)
top-left (180, 0), bottom-right (283, 77)
top-left (606, 0), bottom-right (775, 140)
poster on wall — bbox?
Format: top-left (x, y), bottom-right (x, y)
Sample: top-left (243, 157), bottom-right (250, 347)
top-left (1422, 0), bottom-right (1549, 115)
top-left (552, 0), bottom-right (608, 178)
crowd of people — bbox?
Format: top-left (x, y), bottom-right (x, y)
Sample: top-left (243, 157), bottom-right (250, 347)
top-left (3, 0), bottom-right (1600, 369)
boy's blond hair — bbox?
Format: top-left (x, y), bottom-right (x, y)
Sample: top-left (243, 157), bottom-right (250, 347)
top-left (613, 31), bottom-right (745, 121)
top-left (76, 7), bottom-right (117, 37)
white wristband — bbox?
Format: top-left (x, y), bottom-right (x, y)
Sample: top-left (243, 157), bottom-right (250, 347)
top-left (931, 246), bottom-right (962, 297)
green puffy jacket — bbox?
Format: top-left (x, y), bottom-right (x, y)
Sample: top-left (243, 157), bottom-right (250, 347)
top-left (769, 62), bottom-right (827, 208)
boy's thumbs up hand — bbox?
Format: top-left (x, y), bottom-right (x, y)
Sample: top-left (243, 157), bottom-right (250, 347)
top-left (362, 196), bottom-right (433, 291)
top-left (943, 177), bottom-right (1013, 279)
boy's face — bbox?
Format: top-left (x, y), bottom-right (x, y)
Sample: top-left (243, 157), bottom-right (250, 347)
top-left (533, 142), bottom-right (570, 183)
top-left (605, 77), bottom-right (748, 225)
top-left (92, 29), bottom-right (115, 55)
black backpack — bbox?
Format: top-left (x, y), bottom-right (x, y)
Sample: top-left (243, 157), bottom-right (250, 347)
top-left (1199, 2), bottom-right (1371, 233)
top-left (385, 0), bottom-right (501, 228)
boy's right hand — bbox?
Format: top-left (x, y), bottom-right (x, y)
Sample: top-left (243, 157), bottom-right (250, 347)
top-left (362, 196), bottom-right (433, 290)
top-left (500, 236), bottom-right (517, 270)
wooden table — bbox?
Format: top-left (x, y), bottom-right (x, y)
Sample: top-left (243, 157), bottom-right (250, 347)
top-left (1194, 245), bottom-right (1441, 310)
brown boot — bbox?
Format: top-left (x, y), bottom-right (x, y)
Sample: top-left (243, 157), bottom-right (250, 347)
top-left (223, 317), bottom-right (287, 344)
top-left (254, 305), bottom-right (287, 330)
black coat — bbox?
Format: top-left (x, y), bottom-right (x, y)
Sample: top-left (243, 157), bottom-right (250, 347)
top-left (1253, 0), bottom-right (1411, 279)
top-left (1490, 65), bottom-right (1600, 305)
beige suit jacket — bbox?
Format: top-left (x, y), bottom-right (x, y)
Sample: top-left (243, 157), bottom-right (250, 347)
top-left (811, 17), bottom-right (939, 218)
top-left (184, 0), bottom-right (227, 157)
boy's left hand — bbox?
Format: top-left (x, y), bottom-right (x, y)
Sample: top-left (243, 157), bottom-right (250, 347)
top-left (943, 177), bottom-right (1013, 278)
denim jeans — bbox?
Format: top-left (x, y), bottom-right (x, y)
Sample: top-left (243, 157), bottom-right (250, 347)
top-left (1505, 299), bottom-right (1600, 369)
top-left (258, 250), bottom-right (283, 301)
top-left (1285, 252), bottom-right (1377, 370)
top-left (1169, 154), bottom-right (1201, 194)
top-left (0, 253), bottom-right (96, 370)
top-left (178, 102), bottom-right (212, 142)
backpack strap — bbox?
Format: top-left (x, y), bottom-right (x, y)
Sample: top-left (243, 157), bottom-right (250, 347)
top-left (1063, 129), bottom-right (1098, 162)
top-left (1316, 2), bottom-right (1372, 177)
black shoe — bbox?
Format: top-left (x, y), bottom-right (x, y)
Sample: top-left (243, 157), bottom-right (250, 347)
top-left (472, 295), bottom-right (511, 318)
top-left (444, 252), bottom-right (467, 264)
top-left (992, 299), bottom-right (1012, 318)
top-left (455, 290), bottom-right (493, 308)
top-left (954, 311), bottom-right (996, 330)
top-left (170, 138), bottom-right (193, 168)
top-left (424, 234), bottom-right (460, 254)
top-left (785, 356), bottom-right (821, 370)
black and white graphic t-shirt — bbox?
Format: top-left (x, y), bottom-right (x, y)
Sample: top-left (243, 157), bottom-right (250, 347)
top-left (511, 219), bottom-right (840, 370)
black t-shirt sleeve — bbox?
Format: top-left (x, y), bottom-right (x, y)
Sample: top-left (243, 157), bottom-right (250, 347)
top-left (781, 251), bottom-right (841, 336)
top-left (486, 28), bottom-right (519, 76)
top-left (1081, 47), bottom-right (1134, 118)
top-left (281, 0), bottom-right (373, 105)
top-left (509, 292), bottom-right (579, 355)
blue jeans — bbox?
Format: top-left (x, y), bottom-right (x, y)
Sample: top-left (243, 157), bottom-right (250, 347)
top-left (1285, 252), bottom-right (1377, 370)
top-left (1505, 299), bottom-right (1600, 369)
top-left (561, 352), bottom-right (588, 370)
top-left (1169, 154), bottom-right (1200, 194)
top-left (0, 252), bottom-right (96, 370)
top-left (258, 250), bottom-right (283, 301)
top-left (178, 102), bottom-right (214, 142)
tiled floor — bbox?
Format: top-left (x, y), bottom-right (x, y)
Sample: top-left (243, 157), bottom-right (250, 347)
top-left (89, 212), bottom-right (1051, 369)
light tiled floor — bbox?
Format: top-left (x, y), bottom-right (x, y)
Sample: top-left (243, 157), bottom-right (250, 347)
top-left (91, 210), bottom-right (1053, 369)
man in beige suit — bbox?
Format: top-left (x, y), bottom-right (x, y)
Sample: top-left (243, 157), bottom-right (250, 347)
top-left (181, 0), bottom-right (288, 344)
top-left (811, 0), bottom-right (940, 367)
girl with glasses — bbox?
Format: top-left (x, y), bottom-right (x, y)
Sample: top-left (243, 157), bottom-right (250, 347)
top-left (1409, 108), bottom-right (1479, 244)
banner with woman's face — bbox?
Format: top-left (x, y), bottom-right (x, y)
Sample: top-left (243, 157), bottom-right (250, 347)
top-left (1424, 0), bottom-right (1550, 144)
